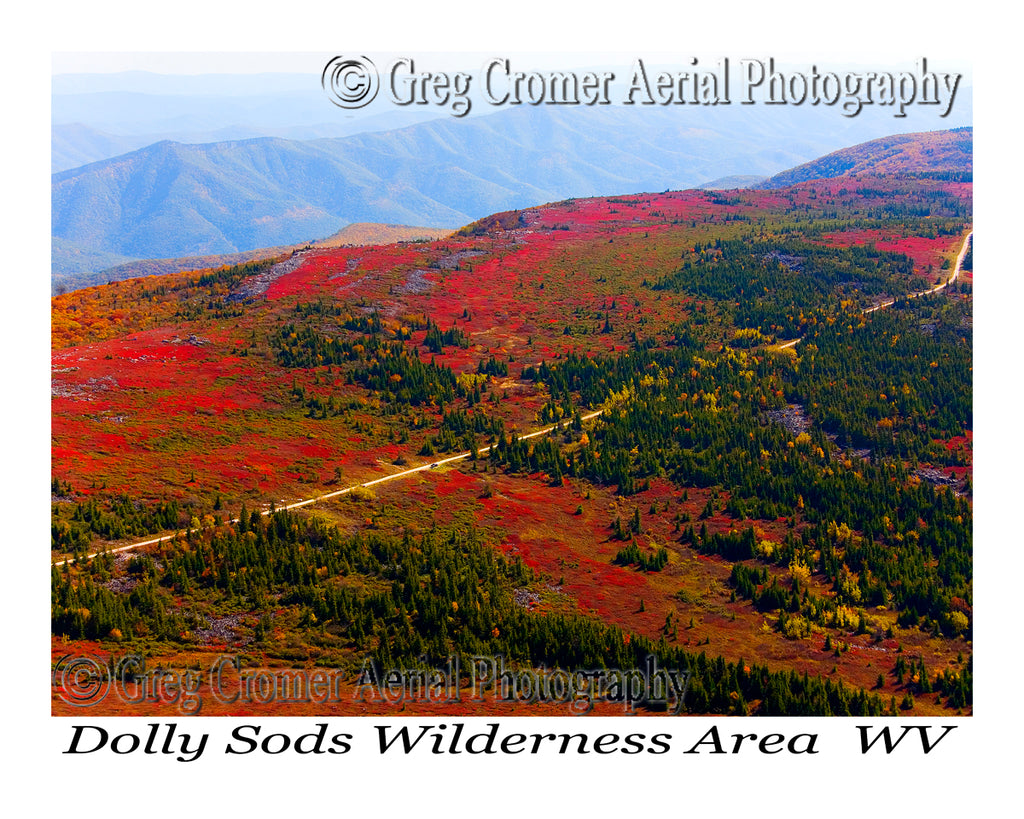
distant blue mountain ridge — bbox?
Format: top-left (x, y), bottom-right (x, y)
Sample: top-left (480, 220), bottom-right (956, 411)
top-left (52, 96), bottom-right (972, 290)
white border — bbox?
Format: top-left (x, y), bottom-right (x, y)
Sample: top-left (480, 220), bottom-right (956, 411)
top-left (13, 1), bottom-right (1019, 813)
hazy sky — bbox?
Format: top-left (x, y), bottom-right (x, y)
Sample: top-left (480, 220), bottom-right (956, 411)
top-left (47, 0), bottom-right (978, 76)
top-left (53, 51), bottom-right (972, 78)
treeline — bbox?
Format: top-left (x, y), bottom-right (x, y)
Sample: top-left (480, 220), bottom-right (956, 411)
top-left (52, 564), bottom-right (186, 643)
top-left (728, 561), bottom-right (867, 637)
top-left (424, 319), bottom-right (469, 353)
top-left (675, 460), bottom-right (971, 631)
top-left (349, 343), bottom-right (460, 407)
top-left (426, 407), bottom-right (507, 455)
top-left (521, 329), bottom-right (702, 409)
top-left (136, 257), bottom-right (278, 301)
top-left (652, 235), bottom-right (915, 336)
top-left (797, 181), bottom-right (970, 221)
top-left (52, 495), bottom-right (182, 554)
top-left (52, 510), bottom-right (888, 715)
top-left (122, 258), bottom-right (279, 321)
top-left (195, 257), bottom-right (279, 289)
top-left (796, 216), bottom-right (966, 241)
top-left (788, 295), bottom-right (972, 461)
top-left (961, 235), bottom-right (972, 271)
top-left (613, 541), bottom-right (669, 572)
top-left (498, 317), bottom-right (971, 632)
top-left (271, 326), bottom-right (464, 408)
top-left (153, 258), bottom-right (281, 320)
top-left (727, 560), bottom-right (972, 709)
top-left (270, 325), bottom-right (385, 368)
top-left (292, 301), bottom-right (388, 335)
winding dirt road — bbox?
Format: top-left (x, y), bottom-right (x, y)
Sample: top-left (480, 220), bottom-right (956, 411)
top-left (53, 410), bottom-right (606, 566)
top-left (53, 230), bottom-right (972, 566)
top-left (776, 228), bottom-right (972, 350)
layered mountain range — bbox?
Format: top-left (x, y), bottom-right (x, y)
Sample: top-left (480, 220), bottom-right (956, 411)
top-left (53, 96), bottom-right (972, 290)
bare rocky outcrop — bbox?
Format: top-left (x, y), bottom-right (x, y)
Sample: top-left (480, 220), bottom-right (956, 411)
top-left (227, 250), bottom-right (312, 302)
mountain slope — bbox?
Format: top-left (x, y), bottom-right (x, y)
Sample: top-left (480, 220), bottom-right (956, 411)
top-left (50, 148), bottom-right (973, 717)
top-left (756, 127), bottom-right (973, 189)
top-left (51, 113), bottom-right (449, 173)
top-left (53, 105), bottom-right (935, 279)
